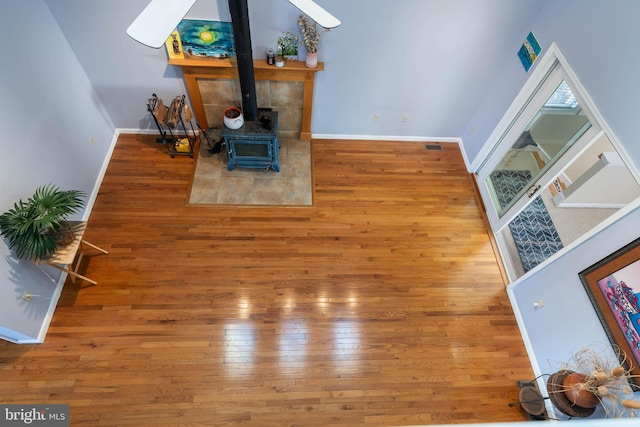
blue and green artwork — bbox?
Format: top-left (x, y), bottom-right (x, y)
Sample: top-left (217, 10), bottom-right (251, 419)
top-left (518, 31), bottom-right (542, 73)
top-left (177, 19), bottom-right (235, 58)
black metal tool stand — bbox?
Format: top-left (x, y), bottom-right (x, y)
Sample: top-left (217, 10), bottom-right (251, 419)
top-left (147, 94), bottom-right (195, 158)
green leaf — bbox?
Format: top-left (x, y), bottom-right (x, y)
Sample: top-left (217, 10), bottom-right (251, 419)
top-left (0, 184), bottom-right (86, 260)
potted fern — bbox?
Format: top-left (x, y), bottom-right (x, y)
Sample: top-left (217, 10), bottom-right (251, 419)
top-left (0, 184), bottom-right (86, 260)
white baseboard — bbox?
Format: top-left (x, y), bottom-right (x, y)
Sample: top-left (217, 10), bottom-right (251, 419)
top-left (311, 134), bottom-right (472, 171)
top-left (82, 130), bottom-right (121, 221)
top-left (506, 284), bottom-right (560, 420)
top-left (311, 133), bottom-right (460, 143)
top-left (117, 128), bottom-right (199, 136)
top-left (97, 130), bottom-right (474, 186)
top-left (82, 127), bottom-right (200, 221)
top-left (34, 271), bottom-right (67, 344)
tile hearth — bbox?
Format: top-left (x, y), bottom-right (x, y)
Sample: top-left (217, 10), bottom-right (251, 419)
top-left (189, 137), bottom-right (313, 206)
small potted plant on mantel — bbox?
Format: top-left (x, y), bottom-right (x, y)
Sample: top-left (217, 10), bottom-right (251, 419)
top-left (276, 33), bottom-right (298, 67)
top-left (0, 184), bottom-right (85, 260)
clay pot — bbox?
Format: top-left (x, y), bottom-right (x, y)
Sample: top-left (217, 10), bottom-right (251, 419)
top-left (563, 372), bottom-right (599, 408)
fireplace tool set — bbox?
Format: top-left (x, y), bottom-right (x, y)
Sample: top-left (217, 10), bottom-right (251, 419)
top-left (147, 93), bottom-right (196, 158)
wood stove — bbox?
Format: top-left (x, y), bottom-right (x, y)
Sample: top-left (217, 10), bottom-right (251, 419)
top-left (218, 1), bottom-right (279, 172)
top-left (222, 110), bottom-right (280, 172)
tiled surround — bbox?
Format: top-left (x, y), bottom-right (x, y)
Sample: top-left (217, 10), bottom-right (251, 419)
top-left (199, 79), bottom-right (303, 138)
top-left (189, 137), bottom-right (313, 206)
top-left (171, 58), bottom-right (321, 139)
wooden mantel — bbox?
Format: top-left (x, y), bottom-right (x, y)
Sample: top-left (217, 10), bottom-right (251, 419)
top-left (168, 57), bottom-right (324, 140)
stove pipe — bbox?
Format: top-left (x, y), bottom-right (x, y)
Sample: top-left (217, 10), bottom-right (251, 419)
top-left (228, 0), bottom-right (258, 122)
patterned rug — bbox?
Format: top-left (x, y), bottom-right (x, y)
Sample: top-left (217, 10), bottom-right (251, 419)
top-left (490, 170), bottom-right (563, 272)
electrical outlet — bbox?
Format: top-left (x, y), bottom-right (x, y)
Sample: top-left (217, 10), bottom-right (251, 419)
top-left (401, 115), bottom-right (409, 122)
top-left (373, 114), bottom-right (380, 121)
top-left (89, 136), bottom-right (95, 145)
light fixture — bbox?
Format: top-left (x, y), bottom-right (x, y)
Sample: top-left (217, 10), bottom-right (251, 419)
top-left (127, 0), bottom-right (197, 48)
top-left (287, 0), bottom-right (340, 28)
top-left (127, 0), bottom-right (340, 49)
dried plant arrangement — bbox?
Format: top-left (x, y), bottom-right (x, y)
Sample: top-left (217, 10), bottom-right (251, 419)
top-left (285, 14), bottom-right (329, 54)
top-left (549, 345), bottom-right (640, 418)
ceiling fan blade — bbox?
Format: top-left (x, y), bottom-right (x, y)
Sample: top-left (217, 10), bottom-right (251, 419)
top-left (287, 0), bottom-right (341, 28)
top-left (127, 0), bottom-right (196, 48)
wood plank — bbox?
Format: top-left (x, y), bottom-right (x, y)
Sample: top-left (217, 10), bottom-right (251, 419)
top-left (0, 135), bottom-right (534, 426)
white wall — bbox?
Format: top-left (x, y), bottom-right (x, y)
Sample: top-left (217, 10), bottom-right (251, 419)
top-left (44, 0), bottom-right (545, 140)
top-left (0, 0), bottom-right (114, 341)
top-left (303, 0), bottom-right (545, 139)
top-left (509, 206), bottom-right (640, 371)
top-left (464, 0), bottom-right (640, 169)
top-left (479, 1), bottom-right (640, 417)
top-left (529, 0), bottom-right (640, 167)
top-left (45, 0), bottom-right (194, 131)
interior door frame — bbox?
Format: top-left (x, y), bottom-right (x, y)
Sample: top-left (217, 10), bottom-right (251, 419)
top-left (476, 64), bottom-right (602, 231)
top-left (472, 42), bottom-right (640, 281)
top-left (470, 43), bottom-right (571, 172)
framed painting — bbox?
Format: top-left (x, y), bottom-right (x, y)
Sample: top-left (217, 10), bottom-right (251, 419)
top-left (175, 19), bottom-right (235, 59)
top-left (277, 34), bottom-right (298, 60)
top-left (518, 31), bottom-right (542, 73)
top-left (579, 237), bottom-right (640, 378)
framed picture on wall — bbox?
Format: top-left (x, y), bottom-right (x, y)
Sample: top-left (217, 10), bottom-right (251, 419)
top-left (277, 34), bottom-right (298, 60)
top-left (518, 31), bottom-right (542, 73)
top-left (579, 237), bottom-right (640, 378)
top-left (175, 19), bottom-right (235, 59)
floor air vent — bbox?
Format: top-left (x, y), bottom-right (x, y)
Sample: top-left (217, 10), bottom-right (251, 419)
top-left (425, 144), bottom-right (443, 151)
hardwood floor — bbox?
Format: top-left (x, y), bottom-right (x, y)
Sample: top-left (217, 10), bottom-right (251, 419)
top-left (0, 135), bottom-right (534, 426)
